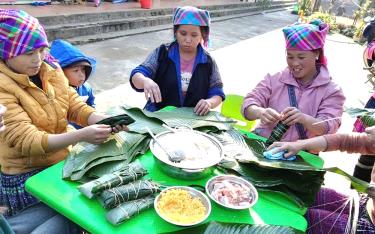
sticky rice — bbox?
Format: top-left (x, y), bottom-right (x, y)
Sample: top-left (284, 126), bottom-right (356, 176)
top-left (157, 189), bottom-right (206, 224)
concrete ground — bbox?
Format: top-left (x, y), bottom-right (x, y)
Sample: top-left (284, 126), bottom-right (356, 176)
top-left (82, 9), bottom-right (370, 195)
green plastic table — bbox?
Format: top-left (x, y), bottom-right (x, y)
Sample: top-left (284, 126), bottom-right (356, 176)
top-left (25, 132), bottom-right (323, 234)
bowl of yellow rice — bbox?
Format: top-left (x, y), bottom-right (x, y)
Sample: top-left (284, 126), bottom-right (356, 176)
top-left (154, 186), bottom-right (211, 226)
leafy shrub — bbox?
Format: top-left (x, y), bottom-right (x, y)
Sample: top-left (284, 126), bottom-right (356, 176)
top-left (298, 0), bottom-right (312, 16)
top-left (309, 12), bottom-right (338, 32)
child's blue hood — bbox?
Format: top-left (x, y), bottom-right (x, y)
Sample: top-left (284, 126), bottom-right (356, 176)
top-left (50, 39), bottom-right (96, 80)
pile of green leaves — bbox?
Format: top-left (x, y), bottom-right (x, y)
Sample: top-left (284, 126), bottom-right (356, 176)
top-left (162, 221), bottom-right (304, 234)
top-left (63, 106), bottom-right (235, 181)
top-left (218, 135), bottom-right (326, 209)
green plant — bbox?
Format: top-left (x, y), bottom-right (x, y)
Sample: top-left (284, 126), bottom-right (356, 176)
top-left (256, 0), bottom-right (272, 10)
top-left (298, 0), bottom-right (312, 16)
top-left (309, 12), bottom-right (338, 32)
top-left (353, 0), bottom-right (373, 39)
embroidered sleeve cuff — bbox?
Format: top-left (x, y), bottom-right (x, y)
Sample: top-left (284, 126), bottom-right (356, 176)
top-left (207, 87), bottom-right (225, 101)
top-left (130, 66), bottom-right (153, 92)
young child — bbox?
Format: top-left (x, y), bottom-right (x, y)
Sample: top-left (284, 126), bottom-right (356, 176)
top-left (0, 10), bottom-right (127, 233)
top-left (241, 19), bottom-right (345, 143)
top-left (50, 39), bottom-right (96, 129)
top-left (130, 6), bottom-right (225, 116)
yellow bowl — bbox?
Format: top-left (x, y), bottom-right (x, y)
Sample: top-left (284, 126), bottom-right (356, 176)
top-left (154, 186), bottom-right (211, 226)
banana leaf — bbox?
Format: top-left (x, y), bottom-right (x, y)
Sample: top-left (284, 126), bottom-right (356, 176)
top-left (209, 128), bottom-right (253, 159)
top-left (241, 136), bottom-right (323, 171)
top-left (99, 180), bottom-right (160, 209)
top-left (86, 138), bottom-right (150, 178)
top-left (265, 122), bottom-right (290, 146)
top-left (218, 160), bottom-right (325, 208)
top-left (161, 221), bottom-right (304, 234)
top-left (120, 107), bottom-right (166, 134)
top-left (325, 167), bottom-right (375, 198)
top-left (63, 131), bottom-right (148, 180)
top-left (106, 196), bottom-right (155, 226)
top-left (216, 135), bottom-right (325, 208)
top-left (78, 160), bottom-right (148, 199)
top-left (122, 106), bottom-right (235, 134)
top-left (96, 114), bottom-right (135, 128)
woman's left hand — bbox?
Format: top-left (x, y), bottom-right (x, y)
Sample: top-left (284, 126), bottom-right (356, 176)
top-left (281, 107), bottom-right (306, 125)
top-left (194, 99), bottom-right (211, 116)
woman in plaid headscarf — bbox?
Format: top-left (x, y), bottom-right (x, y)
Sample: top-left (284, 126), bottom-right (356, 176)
top-left (242, 19), bottom-right (345, 146)
top-left (130, 6), bottom-right (225, 115)
top-left (0, 10), bottom-right (128, 233)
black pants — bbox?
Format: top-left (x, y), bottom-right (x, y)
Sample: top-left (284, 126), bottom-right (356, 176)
top-left (353, 155), bottom-right (375, 182)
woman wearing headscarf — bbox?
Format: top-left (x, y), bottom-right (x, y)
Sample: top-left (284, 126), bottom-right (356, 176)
top-left (352, 19), bottom-right (375, 183)
top-left (0, 10), bottom-right (128, 233)
top-left (241, 19), bottom-right (345, 143)
top-left (130, 6), bottom-right (225, 116)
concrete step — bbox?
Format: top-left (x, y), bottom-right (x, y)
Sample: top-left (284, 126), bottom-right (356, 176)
top-left (41, 1), bottom-right (294, 43)
top-left (68, 5), bottom-right (294, 45)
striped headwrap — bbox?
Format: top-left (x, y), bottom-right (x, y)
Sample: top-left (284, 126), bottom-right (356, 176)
top-left (0, 9), bottom-right (48, 60)
top-left (172, 6), bottom-right (211, 47)
top-left (283, 19), bottom-right (329, 66)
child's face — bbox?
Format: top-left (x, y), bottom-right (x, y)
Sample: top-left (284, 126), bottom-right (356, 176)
top-left (5, 47), bottom-right (46, 76)
top-left (175, 25), bottom-right (203, 53)
top-left (63, 65), bottom-right (86, 87)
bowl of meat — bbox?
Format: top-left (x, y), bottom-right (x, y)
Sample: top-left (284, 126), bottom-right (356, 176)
top-left (205, 175), bottom-right (258, 210)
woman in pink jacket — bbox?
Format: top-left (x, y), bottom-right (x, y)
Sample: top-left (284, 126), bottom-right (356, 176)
top-left (241, 19), bottom-right (345, 142)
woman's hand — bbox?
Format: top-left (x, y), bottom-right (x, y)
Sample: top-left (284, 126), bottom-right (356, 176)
top-left (281, 107), bottom-right (306, 125)
top-left (79, 124), bottom-right (112, 144)
top-left (259, 108), bottom-right (281, 124)
top-left (194, 99), bottom-right (211, 116)
top-left (111, 125), bottom-right (129, 133)
top-left (0, 104), bottom-right (6, 132)
top-left (143, 79), bottom-right (162, 103)
top-left (267, 141), bottom-right (304, 158)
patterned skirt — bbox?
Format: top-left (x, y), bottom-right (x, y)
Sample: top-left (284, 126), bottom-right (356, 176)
top-left (306, 187), bottom-right (375, 233)
top-left (0, 169), bottom-right (42, 217)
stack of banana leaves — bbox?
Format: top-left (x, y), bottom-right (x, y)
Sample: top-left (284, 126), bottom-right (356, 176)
top-left (211, 129), bottom-right (326, 210)
top-left (77, 160), bottom-right (158, 225)
top-left (161, 221), bottom-right (304, 234)
top-left (212, 122), bottom-right (375, 210)
top-left (63, 106), bottom-right (235, 182)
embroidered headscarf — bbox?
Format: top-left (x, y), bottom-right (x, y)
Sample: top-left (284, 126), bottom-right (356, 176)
top-left (172, 6), bottom-right (211, 47)
top-left (282, 19), bottom-right (329, 66)
top-left (0, 9), bottom-right (49, 60)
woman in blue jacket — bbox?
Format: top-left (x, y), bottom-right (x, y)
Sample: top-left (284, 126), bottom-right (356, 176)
top-left (130, 6), bottom-right (225, 116)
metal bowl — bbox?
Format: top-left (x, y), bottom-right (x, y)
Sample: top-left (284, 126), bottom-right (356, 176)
top-left (154, 186), bottom-right (211, 226)
top-left (205, 175), bottom-right (258, 210)
top-left (150, 129), bottom-right (223, 180)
